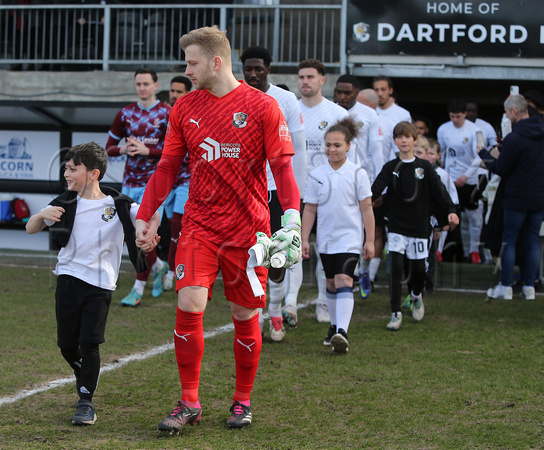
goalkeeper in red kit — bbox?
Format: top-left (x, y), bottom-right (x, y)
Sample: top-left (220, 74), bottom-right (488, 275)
top-left (134, 26), bottom-right (301, 433)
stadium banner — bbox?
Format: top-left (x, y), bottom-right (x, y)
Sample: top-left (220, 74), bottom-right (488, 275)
top-left (72, 132), bottom-right (125, 184)
top-left (0, 131), bottom-right (60, 181)
top-left (347, 0), bottom-right (542, 58)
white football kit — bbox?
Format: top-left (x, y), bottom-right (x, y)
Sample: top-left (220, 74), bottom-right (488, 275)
top-left (300, 98), bottom-right (349, 174)
top-left (377, 103), bottom-right (411, 124)
top-left (437, 120), bottom-right (482, 184)
top-left (347, 101), bottom-right (383, 184)
top-left (265, 83), bottom-right (306, 192)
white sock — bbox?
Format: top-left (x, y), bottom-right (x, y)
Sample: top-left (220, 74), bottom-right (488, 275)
top-left (335, 287), bottom-right (354, 333)
top-left (268, 279), bottom-right (283, 318)
top-left (326, 289), bottom-right (337, 326)
top-left (152, 258), bottom-right (164, 272)
top-left (316, 257), bottom-right (327, 304)
top-left (368, 257), bottom-right (381, 282)
top-left (166, 270), bottom-right (174, 279)
top-left (133, 280), bottom-right (146, 295)
top-left (284, 260), bottom-right (303, 308)
top-left (258, 308), bottom-right (264, 327)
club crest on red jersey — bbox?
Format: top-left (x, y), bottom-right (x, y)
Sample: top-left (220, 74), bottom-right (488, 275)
top-left (101, 206), bottom-right (117, 222)
top-left (232, 112), bottom-right (248, 128)
top-left (176, 264), bottom-right (185, 280)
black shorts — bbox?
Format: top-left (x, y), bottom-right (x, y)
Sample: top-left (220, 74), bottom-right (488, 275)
top-left (456, 184), bottom-right (480, 210)
top-left (320, 253), bottom-right (359, 279)
top-left (55, 275), bottom-right (112, 348)
top-left (268, 190), bottom-right (284, 234)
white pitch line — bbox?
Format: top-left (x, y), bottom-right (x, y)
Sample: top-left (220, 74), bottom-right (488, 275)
top-left (0, 300), bottom-right (316, 407)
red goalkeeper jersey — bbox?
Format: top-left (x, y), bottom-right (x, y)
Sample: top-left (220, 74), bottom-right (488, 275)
top-left (138, 81), bottom-right (294, 247)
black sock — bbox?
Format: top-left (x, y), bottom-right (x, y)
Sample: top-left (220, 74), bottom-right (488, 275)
top-left (60, 346), bottom-right (82, 379)
top-left (79, 342), bottom-right (100, 402)
top-left (390, 251), bottom-right (405, 312)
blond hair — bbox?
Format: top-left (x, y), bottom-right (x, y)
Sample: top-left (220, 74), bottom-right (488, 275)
top-left (179, 26), bottom-right (231, 64)
top-left (415, 135), bottom-right (429, 152)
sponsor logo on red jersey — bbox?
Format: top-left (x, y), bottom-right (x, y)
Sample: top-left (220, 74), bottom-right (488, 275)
top-left (200, 138), bottom-right (242, 161)
top-left (279, 120), bottom-right (291, 142)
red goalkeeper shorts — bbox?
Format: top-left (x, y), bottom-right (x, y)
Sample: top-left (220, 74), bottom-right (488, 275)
top-left (174, 231), bottom-right (267, 309)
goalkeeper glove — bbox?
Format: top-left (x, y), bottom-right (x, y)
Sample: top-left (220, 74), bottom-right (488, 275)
top-left (248, 231), bottom-right (272, 268)
top-left (269, 208), bottom-right (302, 268)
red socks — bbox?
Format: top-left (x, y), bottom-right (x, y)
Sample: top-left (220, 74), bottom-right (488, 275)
top-left (174, 308), bottom-right (204, 404)
top-left (232, 314), bottom-right (262, 403)
top-left (175, 309), bottom-right (262, 407)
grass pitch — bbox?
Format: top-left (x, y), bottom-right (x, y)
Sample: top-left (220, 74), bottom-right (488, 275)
top-left (0, 263), bottom-right (543, 449)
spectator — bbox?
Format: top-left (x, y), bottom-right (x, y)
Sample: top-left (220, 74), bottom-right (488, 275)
top-left (523, 90), bottom-right (544, 118)
top-left (480, 95), bottom-right (544, 300)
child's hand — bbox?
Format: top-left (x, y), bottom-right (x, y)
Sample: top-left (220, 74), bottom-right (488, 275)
top-left (443, 213), bottom-right (459, 231)
top-left (302, 240), bottom-right (311, 259)
top-left (137, 231), bottom-right (159, 253)
top-left (135, 219), bottom-right (158, 252)
top-left (42, 206), bottom-right (65, 222)
top-left (363, 241), bottom-right (375, 261)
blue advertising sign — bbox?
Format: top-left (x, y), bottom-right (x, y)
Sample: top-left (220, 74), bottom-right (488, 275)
top-left (0, 131), bottom-right (60, 181)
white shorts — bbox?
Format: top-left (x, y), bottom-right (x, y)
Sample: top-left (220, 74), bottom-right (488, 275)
top-left (387, 232), bottom-right (429, 260)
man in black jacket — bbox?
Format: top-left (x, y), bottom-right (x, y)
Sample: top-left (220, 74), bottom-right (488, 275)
top-left (480, 94), bottom-right (544, 301)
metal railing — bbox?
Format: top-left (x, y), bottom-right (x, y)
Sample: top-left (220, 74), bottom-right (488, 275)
top-left (0, 4), bottom-right (345, 72)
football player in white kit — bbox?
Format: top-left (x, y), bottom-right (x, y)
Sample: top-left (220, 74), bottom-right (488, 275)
top-left (437, 99), bottom-right (483, 263)
top-left (241, 46), bottom-right (307, 341)
top-left (333, 76), bottom-right (385, 300)
top-left (356, 87), bottom-right (398, 296)
top-left (373, 75), bottom-right (412, 124)
top-left (298, 59), bottom-right (349, 323)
